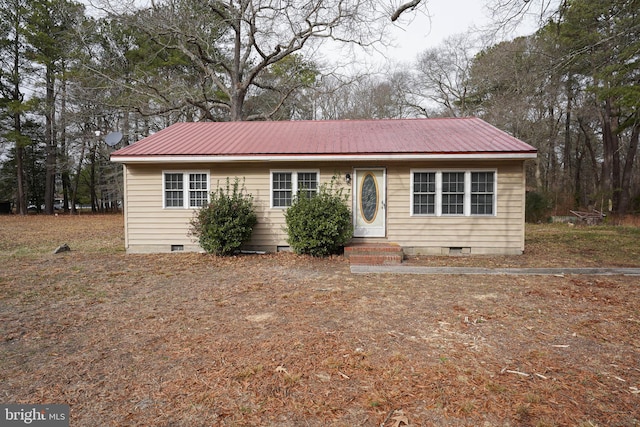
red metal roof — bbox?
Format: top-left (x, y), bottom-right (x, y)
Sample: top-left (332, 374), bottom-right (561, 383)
top-left (110, 117), bottom-right (536, 159)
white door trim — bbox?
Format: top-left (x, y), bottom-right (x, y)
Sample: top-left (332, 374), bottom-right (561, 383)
top-left (353, 167), bottom-right (386, 238)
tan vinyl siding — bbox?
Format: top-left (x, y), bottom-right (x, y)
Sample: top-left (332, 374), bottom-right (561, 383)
top-left (122, 162), bottom-right (354, 253)
top-left (122, 160), bottom-right (527, 254)
top-left (122, 164), bottom-right (129, 248)
top-left (212, 164), bottom-right (283, 250)
top-left (209, 163), bottom-right (354, 251)
top-left (385, 161), bottom-right (525, 254)
top-left (123, 164), bottom-right (200, 252)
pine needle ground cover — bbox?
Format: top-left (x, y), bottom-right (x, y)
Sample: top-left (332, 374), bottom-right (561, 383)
top-left (1, 215), bottom-right (639, 426)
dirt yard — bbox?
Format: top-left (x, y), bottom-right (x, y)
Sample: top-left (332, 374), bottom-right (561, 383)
top-left (1, 215), bottom-right (639, 426)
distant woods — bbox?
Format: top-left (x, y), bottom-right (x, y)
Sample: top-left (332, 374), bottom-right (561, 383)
top-left (0, 0), bottom-right (638, 216)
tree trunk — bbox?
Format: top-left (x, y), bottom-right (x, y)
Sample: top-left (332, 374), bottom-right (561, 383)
top-left (230, 89), bottom-right (246, 121)
top-left (70, 136), bottom-right (87, 215)
top-left (563, 77), bottom-right (573, 192)
top-left (123, 110), bottom-right (130, 145)
top-left (611, 121), bottom-right (621, 213)
top-left (15, 135), bottom-right (27, 215)
top-left (13, 98), bottom-right (27, 215)
top-left (618, 122), bottom-right (640, 215)
top-left (229, 16), bottom-right (245, 122)
top-left (578, 118), bottom-right (600, 189)
top-left (60, 70), bottom-right (71, 213)
top-left (89, 143), bottom-right (98, 213)
top-left (11, 9), bottom-right (27, 215)
top-left (43, 66), bottom-right (56, 215)
top-left (600, 99), bottom-right (616, 212)
top-left (574, 137), bottom-right (585, 207)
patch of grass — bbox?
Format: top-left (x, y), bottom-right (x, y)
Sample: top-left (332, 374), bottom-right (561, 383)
top-left (369, 399), bottom-right (384, 408)
top-left (238, 405), bottom-right (252, 414)
top-left (458, 400), bottom-right (476, 414)
top-left (525, 392), bottom-right (543, 404)
top-left (235, 365), bottom-right (264, 380)
top-left (486, 382), bottom-right (507, 394)
top-left (283, 372), bottom-right (302, 385)
top-left (516, 403), bottom-right (532, 419)
top-left (525, 223), bottom-right (640, 267)
top-left (388, 352), bottom-right (407, 363)
top-left (322, 356), bottom-right (344, 370)
top-left (0, 215), bottom-right (125, 258)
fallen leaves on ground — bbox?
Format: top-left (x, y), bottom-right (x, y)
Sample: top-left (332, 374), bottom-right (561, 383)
top-left (1, 215), bottom-right (639, 426)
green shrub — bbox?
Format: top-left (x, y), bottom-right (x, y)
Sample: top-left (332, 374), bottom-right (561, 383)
top-left (284, 179), bottom-right (352, 257)
top-left (189, 178), bottom-right (257, 255)
top-left (525, 191), bottom-right (551, 223)
top-left (632, 193), bottom-right (640, 214)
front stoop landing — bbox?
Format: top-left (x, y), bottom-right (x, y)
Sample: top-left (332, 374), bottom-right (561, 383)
top-left (344, 243), bottom-right (404, 265)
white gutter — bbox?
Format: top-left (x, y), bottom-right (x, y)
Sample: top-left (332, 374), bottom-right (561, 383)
top-left (111, 153), bottom-right (537, 163)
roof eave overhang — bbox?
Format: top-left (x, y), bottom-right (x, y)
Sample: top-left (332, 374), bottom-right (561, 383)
top-left (111, 152), bottom-right (538, 164)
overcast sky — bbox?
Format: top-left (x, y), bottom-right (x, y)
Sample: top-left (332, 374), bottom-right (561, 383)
top-left (362, 0), bottom-right (540, 67)
top-left (312, 0), bottom-right (538, 74)
top-left (385, 0), bottom-right (488, 62)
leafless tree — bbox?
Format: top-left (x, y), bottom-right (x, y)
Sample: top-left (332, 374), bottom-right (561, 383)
top-left (94, 0), bottom-right (391, 121)
top-left (485, 0), bottom-right (564, 35)
top-left (412, 33), bottom-right (478, 117)
top-left (312, 70), bottom-right (414, 120)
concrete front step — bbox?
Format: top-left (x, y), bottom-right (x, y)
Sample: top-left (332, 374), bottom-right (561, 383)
top-left (344, 243), bottom-right (404, 265)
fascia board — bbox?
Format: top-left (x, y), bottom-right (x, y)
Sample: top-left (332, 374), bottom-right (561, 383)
top-left (111, 153), bottom-right (538, 164)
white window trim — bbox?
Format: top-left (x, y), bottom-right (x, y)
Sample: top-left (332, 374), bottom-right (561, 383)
top-left (163, 170), bottom-right (210, 209)
top-left (270, 169), bottom-right (320, 209)
top-left (410, 170), bottom-right (437, 216)
top-left (410, 169), bottom-right (497, 217)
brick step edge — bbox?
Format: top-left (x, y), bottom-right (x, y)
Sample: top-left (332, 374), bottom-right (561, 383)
top-left (347, 254), bottom-right (403, 265)
top-left (344, 245), bottom-right (403, 257)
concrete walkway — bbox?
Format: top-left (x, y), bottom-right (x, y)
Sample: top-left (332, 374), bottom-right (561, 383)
top-left (350, 265), bottom-right (640, 276)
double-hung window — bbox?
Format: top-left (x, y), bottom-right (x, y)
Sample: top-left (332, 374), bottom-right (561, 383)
top-left (411, 170), bottom-right (496, 216)
top-left (441, 172), bottom-right (465, 215)
top-left (272, 172), bottom-right (293, 207)
top-left (413, 172), bottom-right (436, 215)
top-left (471, 172), bottom-right (495, 215)
top-left (271, 170), bottom-right (319, 208)
top-left (164, 173), bottom-right (185, 207)
top-left (163, 171), bottom-right (210, 208)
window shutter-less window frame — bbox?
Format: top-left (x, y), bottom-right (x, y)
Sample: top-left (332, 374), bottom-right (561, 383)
top-left (410, 169), bottom-right (496, 217)
top-left (163, 171), bottom-right (210, 209)
top-left (270, 170), bottom-right (319, 208)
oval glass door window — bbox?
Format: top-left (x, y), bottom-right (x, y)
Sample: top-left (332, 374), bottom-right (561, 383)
top-left (361, 173), bottom-right (378, 223)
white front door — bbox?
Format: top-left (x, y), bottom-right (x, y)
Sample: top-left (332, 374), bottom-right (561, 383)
top-left (353, 168), bottom-right (386, 237)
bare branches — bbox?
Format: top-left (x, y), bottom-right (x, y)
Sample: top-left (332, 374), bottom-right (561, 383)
top-left (485, 0), bottom-right (563, 36)
top-left (390, 0), bottom-right (422, 22)
top-left (413, 33), bottom-right (478, 117)
top-left (93, 0), bottom-right (390, 121)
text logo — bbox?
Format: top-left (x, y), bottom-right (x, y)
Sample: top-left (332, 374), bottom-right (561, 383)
top-left (1, 405), bottom-right (69, 427)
